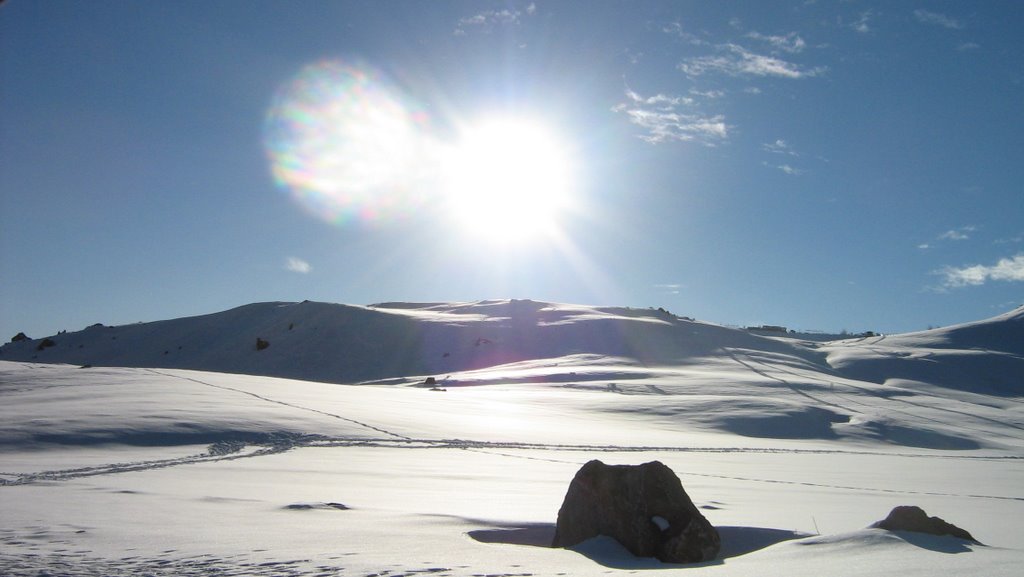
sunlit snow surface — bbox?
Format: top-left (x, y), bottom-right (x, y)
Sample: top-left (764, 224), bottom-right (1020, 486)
top-left (1, 301), bottom-right (1023, 575)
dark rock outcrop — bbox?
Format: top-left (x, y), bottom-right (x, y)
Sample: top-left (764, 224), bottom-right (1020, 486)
top-left (36, 338), bottom-right (56, 351)
top-left (552, 460), bottom-right (720, 563)
top-left (870, 505), bottom-right (978, 542)
top-left (255, 338), bottom-right (270, 351)
top-left (11, 332), bottom-right (29, 343)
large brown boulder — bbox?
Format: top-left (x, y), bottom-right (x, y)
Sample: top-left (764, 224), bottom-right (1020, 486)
top-left (870, 506), bottom-right (978, 542)
top-left (552, 460), bottom-right (720, 563)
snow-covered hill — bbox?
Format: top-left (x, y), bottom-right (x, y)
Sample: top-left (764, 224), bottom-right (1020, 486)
top-left (2, 301), bottom-right (1023, 576)
top-left (820, 305), bottom-right (1024, 396)
top-left (1, 300), bottom-right (818, 383)
top-left (6, 300), bottom-right (1022, 391)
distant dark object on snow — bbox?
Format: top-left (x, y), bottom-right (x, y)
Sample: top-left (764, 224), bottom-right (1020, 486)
top-left (424, 376), bottom-right (437, 385)
top-left (36, 338), bottom-right (56, 351)
top-left (283, 502), bottom-right (350, 511)
top-left (870, 505), bottom-right (978, 542)
top-left (553, 459), bottom-right (720, 563)
top-left (11, 332), bottom-right (29, 343)
top-left (255, 337), bottom-right (270, 351)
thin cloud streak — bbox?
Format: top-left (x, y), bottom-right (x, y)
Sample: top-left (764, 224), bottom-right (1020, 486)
top-left (678, 44), bottom-right (825, 79)
top-left (763, 139), bottom-right (799, 156)
top-left (914, 9), bottom-right (964, 30)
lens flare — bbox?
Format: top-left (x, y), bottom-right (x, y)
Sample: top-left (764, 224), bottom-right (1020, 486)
top-left (263, 60), bottom-right (433, 226)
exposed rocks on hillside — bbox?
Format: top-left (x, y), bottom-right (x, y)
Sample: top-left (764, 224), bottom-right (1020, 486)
top-left (552, 460), bottom-right (720, 563)
top-left (870, 505), bottom-right (978, 542)
top-left (256, 338), bottom-right (270, 351)
top-left (11, 332), bottom-right (29, 343)
top-left (36, 338), bottom-right (56, 351)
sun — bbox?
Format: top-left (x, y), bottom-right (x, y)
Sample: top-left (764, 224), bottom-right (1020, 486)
top-left (440, 116), bottom-right (575, 243)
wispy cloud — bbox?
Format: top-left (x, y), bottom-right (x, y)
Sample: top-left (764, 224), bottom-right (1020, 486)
top-left (762, 139), bottom-right (799, 156)
top-left (913, 9), bottom-right (963, 30)
top-left (612, 89), bottom-right (728, 145)
top-left (937, 254), bottom-right (1024, 288)
top-left (662, 22), bottom-right (708, 46)
top-left (655, 283), bottom-right (683, 294)
top-left (286, 257), bottom-right (312, 274)
top-left (624, 90), bottom-right (694, 108)
top-left (761, 140), bottom-right (806, 174)
top-left (761, 161), bottom-right (804, 176)
top-left (454, 5), bottom-right (533, 35)
top-left (746, 31), bottom-right (806, 53)
top-left (690, 88), bottom-right (725, 99)
top-left (939, 226), bottom-right (976, 241)
top-left (957, 42), bottom-right (980, 52)
top-left (678, 44), bottom-right (825, 79)
top-left (851, 10), bottom-right (874, 34)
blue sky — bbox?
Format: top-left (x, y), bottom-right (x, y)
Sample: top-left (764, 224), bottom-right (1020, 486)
top-left (2, 1), bottom-right (1022, 339)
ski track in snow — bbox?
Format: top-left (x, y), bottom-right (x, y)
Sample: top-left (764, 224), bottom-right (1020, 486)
top-left (144, 369), bottom-right (413, 441)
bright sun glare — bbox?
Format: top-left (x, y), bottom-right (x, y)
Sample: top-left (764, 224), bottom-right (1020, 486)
top-left (265, 62), bottom-right (579, 244)
top-left (441, 116), bottom-right (575, 243)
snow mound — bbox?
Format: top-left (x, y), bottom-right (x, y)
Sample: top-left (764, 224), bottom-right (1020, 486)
top-left (821, 305), bottom-right (1024, 396)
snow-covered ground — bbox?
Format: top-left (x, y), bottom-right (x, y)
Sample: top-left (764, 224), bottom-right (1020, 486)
top-left (1, 301), bottom-right (1022, 575)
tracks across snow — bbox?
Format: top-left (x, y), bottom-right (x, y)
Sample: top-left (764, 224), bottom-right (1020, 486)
top-left (144, 369), bottom-right (412, 441)
top-left (4, 434), bottom-right (1022, 501)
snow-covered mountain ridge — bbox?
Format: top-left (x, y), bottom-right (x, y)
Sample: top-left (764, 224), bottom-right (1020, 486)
top-left (0, 299), bottom-right (809, 383)
top-left (2, 300), bottom-right (1021, 394)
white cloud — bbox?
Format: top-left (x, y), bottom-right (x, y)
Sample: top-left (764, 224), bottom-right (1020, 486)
top-left (762, 139), bottom-right (799, 156)
top-left (939, 226), bottom-right (976, 241)
top-left (747, 31), bottom-right (806, 53)
top-left (624, 89), bottom-right (693, 108)
top-left (938, 254), bottom-right (1024, 288)
top-left (613, 89), bottom-right (728, 145)
top-left (690, 88), bottom-right (725, 99)
top-left (851, 10), bottom-right (874, 34)
top-left (678, 44), bottom-right (825, 79)
top-left (662, 22), bottom-right (709, 46)
top-left (918, 243), bottom-right (931, 250)
top-left (454, 6), bottom-right (531, 35)
top-left (995, 234), bottom-right (1024, 245)
top-left (913, 9), bottom-right (963, 30)
top-left (761, 161), bottom-right (804, 176)
top-left (957, 42), bottom-right (980, 52)
top-left (286, 257), bottom-right (312, 274)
